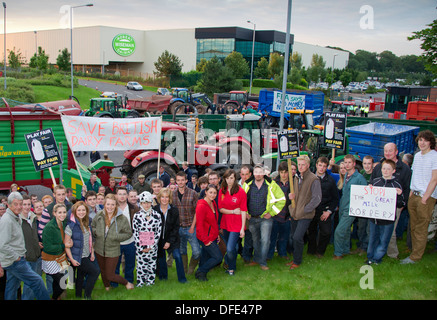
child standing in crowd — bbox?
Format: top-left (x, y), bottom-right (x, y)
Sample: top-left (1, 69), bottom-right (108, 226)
top-left (366, 159), bottom-right (405, 265)
top-left (41, 204), bottom-right (70, 300)
top-left (133, 191), bottom-right (162, 287)
top-left (64, 201), bottom-right (100, 299)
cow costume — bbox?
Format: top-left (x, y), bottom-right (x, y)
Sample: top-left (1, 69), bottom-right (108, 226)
top-left (133, 191), bottom-right (162, 286)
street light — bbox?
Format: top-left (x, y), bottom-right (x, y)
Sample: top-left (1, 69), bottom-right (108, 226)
top-left (3, 2), bottom-right (6, 90)
top-left (330, 54), bottom-right (338, 99)
top-left (70, 3), bottom-right (93, 98)
top-left (247, 20), bottom-right (256, 96)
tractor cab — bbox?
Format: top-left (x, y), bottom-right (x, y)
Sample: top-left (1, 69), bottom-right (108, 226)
top-left (85, 98), bottom-right (140, 118)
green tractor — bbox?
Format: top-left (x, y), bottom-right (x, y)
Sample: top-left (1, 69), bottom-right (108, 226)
top-left (84, 98), bottom-right (141, 118)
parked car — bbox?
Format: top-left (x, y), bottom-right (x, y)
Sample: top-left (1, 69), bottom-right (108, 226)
top-left (126, 81), bottom-right (143, 91)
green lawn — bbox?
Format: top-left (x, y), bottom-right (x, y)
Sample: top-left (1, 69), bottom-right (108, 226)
top-left (33, 85), bottom-right (101, 109)
top-left (61, 237), bottom-right (437, 300)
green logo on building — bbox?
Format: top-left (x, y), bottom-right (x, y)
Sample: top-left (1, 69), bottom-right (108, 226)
top-left (112, 34), bottom-right (136, 57)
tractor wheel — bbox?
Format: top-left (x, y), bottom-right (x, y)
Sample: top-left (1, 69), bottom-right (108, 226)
top-left (126, 110), bottom-right (140, 118)
top-left (132, 161), bottom-right (176, 186)
top-left (120, 158), bottom-right (133, 177)
top-left (224, 102), bottom-right (238, 114)
top-left (195, 104), bottom-right (207, 115)
top-left (168, 101), bottom-right (182, 115)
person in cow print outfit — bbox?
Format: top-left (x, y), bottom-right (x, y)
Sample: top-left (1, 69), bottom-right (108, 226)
top-left (133, 191), bottom-right (162, 287)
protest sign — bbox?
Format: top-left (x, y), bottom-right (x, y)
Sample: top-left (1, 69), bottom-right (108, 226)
top-left (272, 91), bottom-right (305, 113)
top-left (61, 116), bottom-right (162, 151)
top-left (349, 185), bottom-right (397, 221)
top-left (324, 112), bottom-right (347, 150)
top-left (277, 129), bottom-right (299, 160)
top-left (25, 128), bottom-right (62, 172)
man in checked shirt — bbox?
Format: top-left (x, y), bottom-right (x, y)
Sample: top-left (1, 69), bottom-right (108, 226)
top-left (172, 171), bottom-right (199, 275)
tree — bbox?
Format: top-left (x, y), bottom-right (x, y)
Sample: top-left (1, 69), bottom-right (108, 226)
top-left (306, 54), bottom-right (327, 82)
top-left (197, 57), bottom-right (237, 96)
top-left (254, 57), bottom-right (269, 79)
top-left (196, 58), bottom-right (208, 72)
top-left (408, 19), bottom-right (437, 76)
top-left (154, 50), bottom-right (183, 77)
top-left (29, 46), bottom-right (49, 70)
top-left (224, 51), bottom-right (249, 79)
top-left (56, 48), bottom-right (71, 72)
top-left (290, 52), bottom-right (303, 70)
top-left (8, 47), bottom-right (23, 69)
top-left (268, 52), bottom-right (284, 78)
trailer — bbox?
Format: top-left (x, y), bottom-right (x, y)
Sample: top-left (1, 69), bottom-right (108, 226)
top-left (127, 95), bottom-right (173, 114)
top-left (0, 98), bottom-right (113, 197)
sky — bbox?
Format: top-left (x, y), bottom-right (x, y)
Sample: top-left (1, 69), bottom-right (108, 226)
top-left (4, 0), bottom-right (436, 56)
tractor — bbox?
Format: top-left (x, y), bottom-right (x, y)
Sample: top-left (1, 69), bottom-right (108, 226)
top-left (84, 97), bottom-right (140, 118)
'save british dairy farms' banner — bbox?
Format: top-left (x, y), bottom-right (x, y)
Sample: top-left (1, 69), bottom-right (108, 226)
top-left (61, 115), bottom-right (162, 151)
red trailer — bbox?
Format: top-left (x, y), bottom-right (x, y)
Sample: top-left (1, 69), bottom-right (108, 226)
top-left (126, 95), bottom-right (173, 114)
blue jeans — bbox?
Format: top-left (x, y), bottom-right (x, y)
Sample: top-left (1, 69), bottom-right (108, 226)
top-left (179, 226), bottom-right (201, 260)
top-left (198, 241), bottom-right (223, 274)
top-left (268, 219), bottom-right (291, 259)
top-left (113, 241), bottom-right (136, 286)
top-left (242, 229), bottom-right (253, 262)
top-left (22, 257), bottom-right (42, 300)
top-left (222, 230), bottom-right (240, 271)
top-left (157, 248), bottom-right (187, 283)
top-left (4, 257), bottom-right (49, 300)
top-left (334, 210), bottom-right (356, 257)
top-left (367, 222), bottom-right (395, 263)
top-left (248, 216), bottom-right (273, 267)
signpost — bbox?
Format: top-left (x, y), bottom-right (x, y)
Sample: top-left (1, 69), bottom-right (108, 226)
top-left (24, 128), bottom-right (63, 187)
top-left (277, 129), bottom-right (299, 208)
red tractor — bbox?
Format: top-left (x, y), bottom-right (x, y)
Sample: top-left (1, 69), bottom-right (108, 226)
top-left (120, 120), bottom-right (225, 183)
top-left (223, 91), bottom-right (259, 114)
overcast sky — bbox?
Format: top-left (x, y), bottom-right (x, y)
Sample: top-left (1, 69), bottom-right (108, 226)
top-left (4, 0), bottom-right (436, 56)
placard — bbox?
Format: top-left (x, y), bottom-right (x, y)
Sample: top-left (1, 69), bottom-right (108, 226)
top-left (61, 115), bottom-right (162, 151)
top-left (277, 129), bottom-right (299, 160)
top-left (324, 112), bottom-right (347, 150)
top-left (139, 231), bottom-right (155, 246)
top-left (24, 128), bottom-right (63, 172)
top-left (272, 91), bottom-right (305, 113)
top-left (349, 185), bottom-right (397, 221)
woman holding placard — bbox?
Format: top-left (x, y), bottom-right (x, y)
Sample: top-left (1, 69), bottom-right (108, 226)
top-left (133, 191), bottom-right (162, 287)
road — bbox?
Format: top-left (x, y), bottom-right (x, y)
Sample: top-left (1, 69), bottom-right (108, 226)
top-left (78, 79), bottom-right (156, 99)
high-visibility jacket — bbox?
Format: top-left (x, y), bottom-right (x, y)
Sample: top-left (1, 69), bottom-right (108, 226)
top-left (242, 176), bottom-right (286, 218)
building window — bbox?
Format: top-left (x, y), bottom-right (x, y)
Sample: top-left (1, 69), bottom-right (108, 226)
top-left (197, 39), bottom-right (235, 64)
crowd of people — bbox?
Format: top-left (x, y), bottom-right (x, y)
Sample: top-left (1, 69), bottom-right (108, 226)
top-left (0, 130), bottom-right (437, 300)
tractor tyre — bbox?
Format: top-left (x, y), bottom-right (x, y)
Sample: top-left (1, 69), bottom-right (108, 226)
top-left (132, 161), bottom-right (176, 185)
top-left (168, 101), bottom-right (182, 115)
top-left (195, 104), bottom-right (207, 115)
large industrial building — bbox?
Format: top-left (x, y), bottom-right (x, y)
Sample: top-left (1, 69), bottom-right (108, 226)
top-left (1, 25), bottom-right (349, 79)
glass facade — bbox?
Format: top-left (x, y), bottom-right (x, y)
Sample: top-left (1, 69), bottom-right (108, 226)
top-left (197, 39), bottom-right (235, 63)
top-left (195, 28), bottom-right (293, 67)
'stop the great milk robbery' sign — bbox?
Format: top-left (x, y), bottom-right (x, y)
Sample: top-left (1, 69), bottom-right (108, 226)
top-left (61, 116), bottom-right (162, 151)
top-left (349, 185), bottom-right (397, 221)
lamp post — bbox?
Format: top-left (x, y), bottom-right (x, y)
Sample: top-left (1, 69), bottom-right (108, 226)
top-left (3, 2), bottom-right (6, 90)
top-left (247, 20), bottom-right (256, 96)
top-left (70, 3), bottom-right (93, 98)
top-left (330, 54), bottom-right (338, 99)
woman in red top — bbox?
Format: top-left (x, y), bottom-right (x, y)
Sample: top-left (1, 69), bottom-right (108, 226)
top-left (218, 169), bottom-right (247, 275)
top-left (195, 185), bottom-right (222, 281)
